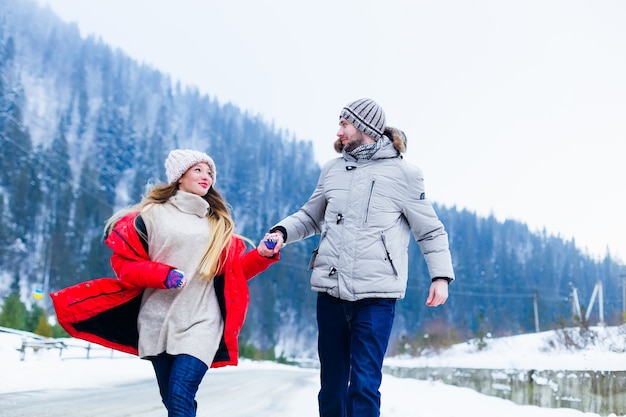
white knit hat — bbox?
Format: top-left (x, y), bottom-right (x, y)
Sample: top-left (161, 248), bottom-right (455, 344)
top-left (165, 149), bottom-right (216, 184)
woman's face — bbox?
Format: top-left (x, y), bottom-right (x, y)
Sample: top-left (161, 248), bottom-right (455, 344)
top-left (178, 162), bottom-right (213, 196)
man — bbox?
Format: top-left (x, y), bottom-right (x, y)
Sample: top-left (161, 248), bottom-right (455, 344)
top-left (270, 98), bottom-right (455, 417)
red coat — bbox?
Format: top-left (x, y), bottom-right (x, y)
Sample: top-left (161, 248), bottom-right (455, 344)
top-left (50, 212), bottom-right (278, 368)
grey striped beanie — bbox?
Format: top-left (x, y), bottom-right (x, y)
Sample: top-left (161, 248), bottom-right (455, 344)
top-left (339, 98), bottom-right (386, 140)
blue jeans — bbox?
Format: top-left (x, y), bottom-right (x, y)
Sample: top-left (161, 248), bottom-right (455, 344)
top-left (316, 293), bottom-right (396, 417)
top-left (149, 353), bottom-right (208, 417)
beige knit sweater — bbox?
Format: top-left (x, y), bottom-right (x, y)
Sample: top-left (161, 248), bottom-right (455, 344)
top-left (137, 190), bottom-right (224, 366)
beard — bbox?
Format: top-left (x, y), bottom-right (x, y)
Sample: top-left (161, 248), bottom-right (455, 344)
top-left (343, 131), bottom-right (366, 152)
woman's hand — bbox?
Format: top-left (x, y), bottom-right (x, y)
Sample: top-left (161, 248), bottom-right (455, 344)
top-left (164, 269), bottom-right (187, 289)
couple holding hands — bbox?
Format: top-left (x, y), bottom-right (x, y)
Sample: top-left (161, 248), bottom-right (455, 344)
top-left (52, 98), bottom-right (454, 417)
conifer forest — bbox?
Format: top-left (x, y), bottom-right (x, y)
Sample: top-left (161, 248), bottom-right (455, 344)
top-left (0, 0), bottom-right (623, 357)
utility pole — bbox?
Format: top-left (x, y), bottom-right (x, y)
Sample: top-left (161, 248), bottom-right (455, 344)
top-left (585, 280), bottom-right (604, 326)
top-left (571, 284), bottom-right (581, 321)
top-left (598, 280), bottom-right (604, 326)
top-left (533, 291), bottom-right (540, 332)
top-left (621, 274), bottom-right (626, 322)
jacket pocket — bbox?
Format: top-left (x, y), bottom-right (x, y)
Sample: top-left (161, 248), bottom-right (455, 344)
top-left (364, 179), bottom-right (376, 224)
top-left (380, 232), bottom-right (399, 277)
top-left (308, 231), bottom-right (327, 270)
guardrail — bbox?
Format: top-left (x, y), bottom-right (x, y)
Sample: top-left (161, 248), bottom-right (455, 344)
top-left (17, 338), bottom-right (66, 361)
top-left (383, 365), bottom-right (626, 416)
top-left (1, 326), bottom-right (118, 361)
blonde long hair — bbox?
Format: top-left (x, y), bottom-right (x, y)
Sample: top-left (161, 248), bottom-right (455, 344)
top-left (105, 182), bottom-right (235, 280)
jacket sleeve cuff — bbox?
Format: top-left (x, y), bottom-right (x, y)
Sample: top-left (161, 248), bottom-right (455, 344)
top-left (431, 277), bottom-right (453, 284)
top-left (269, 226), bottom-right (287, 242)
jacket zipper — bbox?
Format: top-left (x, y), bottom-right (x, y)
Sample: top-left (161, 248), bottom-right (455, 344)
top-left (67, 289), bottom-right (134, 306)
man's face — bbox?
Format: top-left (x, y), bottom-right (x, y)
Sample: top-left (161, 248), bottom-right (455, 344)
top-left (337, 118), bottom-right (367, 152)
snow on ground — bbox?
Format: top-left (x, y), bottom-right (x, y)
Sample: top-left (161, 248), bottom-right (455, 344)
top-left (1, 326), bottom-right (622, 417)
top-left (384, 325), bottom-right (626, 371)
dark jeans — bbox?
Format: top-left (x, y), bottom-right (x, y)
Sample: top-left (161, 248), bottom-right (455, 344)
top-left (316, 293), bottom-right (396, 417)
top-left (149, 353), bottom-right (208, 417)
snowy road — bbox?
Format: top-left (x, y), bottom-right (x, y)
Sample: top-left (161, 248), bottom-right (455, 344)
top-left (2, 329), bottom-right (616, 417)
top-left (0, 367), bottom-right (319, 417)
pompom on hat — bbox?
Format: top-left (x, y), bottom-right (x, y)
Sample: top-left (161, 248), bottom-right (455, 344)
top-left (339, 98), bottom-right (386, 140)
top-left (165, 149), bottom-right (216, 184)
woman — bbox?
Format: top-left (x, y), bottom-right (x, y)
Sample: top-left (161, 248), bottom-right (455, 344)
top-left (51, 149), bottom-right (281, 417)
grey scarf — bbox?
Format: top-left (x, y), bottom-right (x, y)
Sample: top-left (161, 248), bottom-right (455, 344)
top-left (348, 135), bottom-right (390, 160)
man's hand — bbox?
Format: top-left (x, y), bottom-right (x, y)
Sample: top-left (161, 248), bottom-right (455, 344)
top-left (257, 233), bottom-right (284, 257)
top-left (425, 279), bottom-right (449, 306)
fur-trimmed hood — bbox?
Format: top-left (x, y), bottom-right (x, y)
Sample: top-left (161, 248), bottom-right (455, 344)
top-left (334, 126), bottom-right (407, 154)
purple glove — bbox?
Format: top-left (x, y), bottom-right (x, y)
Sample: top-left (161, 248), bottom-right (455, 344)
top-left (264, 233), bottom-right (279, 250)
top-left (164, 269), bottom-right (186, 289)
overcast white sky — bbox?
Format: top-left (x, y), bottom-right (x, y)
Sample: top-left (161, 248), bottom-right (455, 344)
top-left (35, 0), bottom-right (626, 263)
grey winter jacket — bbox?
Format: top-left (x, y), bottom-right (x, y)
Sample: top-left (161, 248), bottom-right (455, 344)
top-left (274, 134), bottom-right (454, 301)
